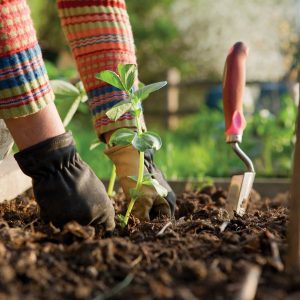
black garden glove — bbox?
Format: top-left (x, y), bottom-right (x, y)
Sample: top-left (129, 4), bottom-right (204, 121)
top-left (14, 132), bottom-right (115, 231)
top-left (144, 148), bottom-right (176, 218)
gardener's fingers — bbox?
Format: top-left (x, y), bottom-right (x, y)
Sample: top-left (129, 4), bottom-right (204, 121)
top-left (150, 196), bottom-right (171, 220)
top-left (132, 196), bottom-right (172, 221)
top-left (104, 206), bottom-right (116, 232)
top-left (92, 202), bottom-right (116, 232)
top-left (132, 196), bottom-right (153, 221)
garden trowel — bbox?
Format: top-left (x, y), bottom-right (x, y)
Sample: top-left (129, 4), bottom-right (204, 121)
top-left (222, 42), bottom-right (255, 218)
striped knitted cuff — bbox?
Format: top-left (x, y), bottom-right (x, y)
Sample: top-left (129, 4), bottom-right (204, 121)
top-left (57, 0), bottom-right (145, 138)
top-left (89, 85), bottom-right (146, 139)
top-left (0, 0), bottom-right (54, 119)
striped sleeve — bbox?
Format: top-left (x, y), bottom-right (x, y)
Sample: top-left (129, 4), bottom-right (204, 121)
top-left (57, 0), bottom-right (145, 138)
top-left (0, 0), bottom-right (54, 119)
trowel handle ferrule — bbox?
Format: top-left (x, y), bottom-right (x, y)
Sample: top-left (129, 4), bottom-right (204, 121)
top-left (222, 42), bottom-right (248, 139)
top-left (226, 134), bottom-right (242, 144)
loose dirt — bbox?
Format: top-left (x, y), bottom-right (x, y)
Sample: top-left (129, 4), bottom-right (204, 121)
top-left (0, 186), bottom-right (297, 300)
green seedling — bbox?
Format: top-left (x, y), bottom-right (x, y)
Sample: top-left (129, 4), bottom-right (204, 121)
top-left (96, 64), bottom-right (168, 227)
top-left (50, 80), bottom-right (88, 127)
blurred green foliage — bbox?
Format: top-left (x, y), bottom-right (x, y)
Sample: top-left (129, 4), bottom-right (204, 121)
top-left (45, 60), bottom-right (76, 81)
top-left (27, 0), bottom-right (66, 55)
top-left (155, 95), bottom-right (296, 179)
top-left (126, 1), bottom-right (188, 81)
top-left (53, 77), bottom-right (296, 180)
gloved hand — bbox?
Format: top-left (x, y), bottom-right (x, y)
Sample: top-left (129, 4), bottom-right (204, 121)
top-left (14, 132), bottom-right (115, 231)
top-left (105, 145), bottom-right (176, 221)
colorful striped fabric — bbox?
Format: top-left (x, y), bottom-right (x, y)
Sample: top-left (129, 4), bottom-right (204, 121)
top-left (0, 0), bottom-right (54, 119)
top-left (57, 0), bottom-right (145, 138)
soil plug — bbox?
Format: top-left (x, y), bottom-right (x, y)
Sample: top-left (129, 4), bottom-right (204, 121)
top-left (96, 64), bottom-right (168, 227)
top-left (222, 42), bottom-right (255, 218)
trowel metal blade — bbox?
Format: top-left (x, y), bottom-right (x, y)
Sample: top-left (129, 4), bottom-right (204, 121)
top-left (225, 172), bottom-right (255, 218)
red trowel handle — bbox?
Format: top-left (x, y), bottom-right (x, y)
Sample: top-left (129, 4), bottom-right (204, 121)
top-left (222, 42), bottom-right (248, 143)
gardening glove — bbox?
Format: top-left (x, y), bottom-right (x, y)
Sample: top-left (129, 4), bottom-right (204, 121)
top-left (105, 144), bottom-right (176, 221)
top-left (14, 132), bottom-right (115, 231)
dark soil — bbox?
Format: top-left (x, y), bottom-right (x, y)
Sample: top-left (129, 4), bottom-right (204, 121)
top-left (0, 186), bottom-right (298, 300)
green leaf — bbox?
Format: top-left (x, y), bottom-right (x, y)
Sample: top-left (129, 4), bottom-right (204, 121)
top-left (129, 188), bottom-right (144, 199)
top-left (80, 95), bottom-right (88, 103)
top-left (142, 174), bottom-right (152, 181)
top-left (50, 80), bottom-right (80, 99)
top-left (150, 179), bottom-right (168, 197)
top-left (131, 108), bottom-right (142, 118)
top-left (142, 179), bottom-right (152, 186)
top-left (118, 214), bottom-right (126, 227)
top-left (75, 81), bottom-right (85, 94)
top-left (118, 64), bottom-right (137, 92)
top-left (128, 174), bottom-right (151, 183)
top-left (142, 177), bottom-right (168, 197)
top-left (128, 175), bottom-right (167, 197)
top-left (118, 214), bottom-right (126, 222)
top-left (129, 94), bottom-right (140, 106)
top-left (132, 131), bottom-right (162, 152)
top-left (125, 69), bottom-right (137, 92)
top-left (89, 140), bottom-right (100, 150)
top-left (63, 96), bottom-right (81, 127)
top-left (96, 70), bottom-right (125, 91)
top-left (109, 128), bottom-right (137, 146)
top-left (134, 81), bottom-right (167, 101)
top-left (141, 174), bottom-right (155, 186)
top-left (138, 82), bottom-right (145, 89)
top-left (128, 175), bottom-right (138, 182)
top-left (106, 100), bottom-right (132, 121)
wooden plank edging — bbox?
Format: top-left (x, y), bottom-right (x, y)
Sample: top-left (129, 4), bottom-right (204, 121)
top-left (0, 155), bottom-right (32, 203)
top-left (102, 178), bottom-right (290, 198)
top-left (0, 155), bottom-right (290, 203)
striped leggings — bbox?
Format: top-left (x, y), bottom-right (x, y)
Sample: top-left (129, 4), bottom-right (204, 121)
top-left (0, 0), bottom-right (143, 139)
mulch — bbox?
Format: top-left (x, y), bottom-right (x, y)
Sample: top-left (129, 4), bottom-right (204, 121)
top-left (0, 186), bottom-right (298, 300)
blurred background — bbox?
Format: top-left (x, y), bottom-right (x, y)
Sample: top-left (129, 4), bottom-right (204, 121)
top-left (27, 0), bottom-right (300, 180)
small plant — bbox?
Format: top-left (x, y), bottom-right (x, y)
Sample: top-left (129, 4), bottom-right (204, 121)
top-left (50, 80), bottom-right (88, 127)
top-left (96, 64), bottom-right (168, 227)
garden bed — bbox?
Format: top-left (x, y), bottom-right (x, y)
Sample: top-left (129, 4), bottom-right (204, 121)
top-left (0, 186), bottom-right (297, 300)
